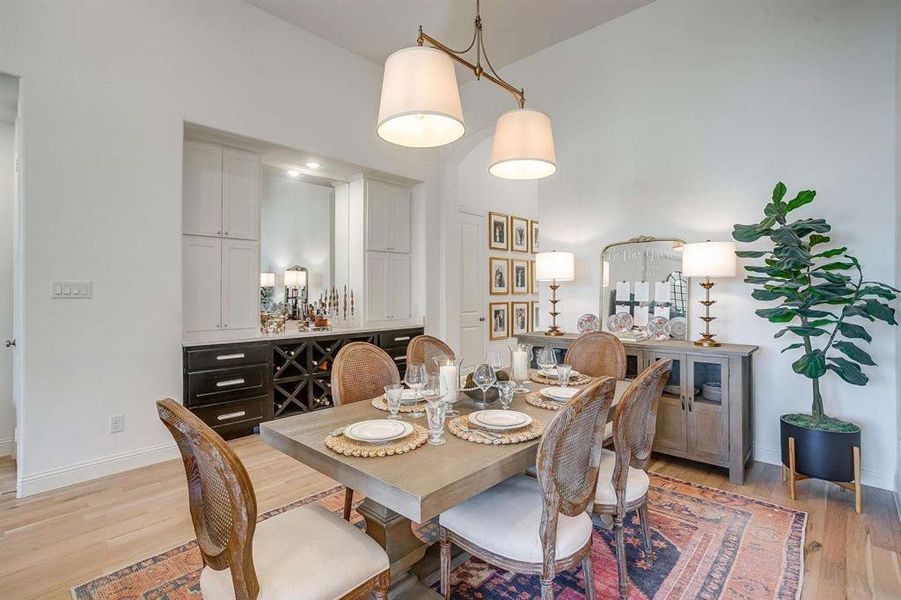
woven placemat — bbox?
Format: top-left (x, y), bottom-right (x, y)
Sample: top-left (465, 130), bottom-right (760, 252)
top-left (529, 370), bottom-right (592, 386)
top-left (447, 415), bottom-right (543, 445)
top-left (370, 395), bottom-right (428, 414)
top-left (525, 393), bottom-right (565, 411)
top-left (325, 424), bottom-right (428, 457)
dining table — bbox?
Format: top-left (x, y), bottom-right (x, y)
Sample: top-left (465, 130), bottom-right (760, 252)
top-left (260, 376), bottom-right (630, 596)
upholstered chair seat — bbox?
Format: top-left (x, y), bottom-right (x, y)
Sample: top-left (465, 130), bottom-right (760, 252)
top-left (200, 504), bottom-right (389, 600)
top-left (439, 474), bottom-right (593, 563)
top-left (594, 449), bottom-right (649, 506)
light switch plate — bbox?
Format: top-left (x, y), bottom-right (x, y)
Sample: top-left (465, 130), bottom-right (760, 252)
top-left (51, 281), bottom-right (92, 299)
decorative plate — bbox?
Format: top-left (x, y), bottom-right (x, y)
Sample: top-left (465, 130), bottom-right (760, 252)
top-left (469, 410), bottom-right (533, 431)
top-left (606, 311), bottom-right (633, 333)
top-left (666, 316), bottom-right (687, 339)
top-left (577, 313), bottom-right (600, 334)
top-left (343, 420), bottom-right (413, 444)
top-left (539, 387), bottom-right (580, 402)
top-left (647, 315), bottom-right (669, 340)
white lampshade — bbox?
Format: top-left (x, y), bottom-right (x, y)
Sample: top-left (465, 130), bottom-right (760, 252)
top-left (377, 46), bottom-right (465, 148)
top-left (284, 270), bottom-right (307, 288)
top-left (260, 272), bottom-right (275, 288)
top-left (488, 109), bottom-right (557, 180)
top-left (682, 241), bottom-right (737, 278)
top-left (535, 251), bottom-right (574, 282)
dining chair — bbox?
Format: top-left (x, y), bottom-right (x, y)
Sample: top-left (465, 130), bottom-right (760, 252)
top-left (564, 331), bottom-right (627, 379)
top-left (156, 398), bottom-right (390, 600)
top-left (439, 377), bottom-right (617, 600)
top-left (331, 342), bottom-right (401, 520)
top-left (591, 358), bottom-right (672, 599)
top-left (406, 334), bottom-right (455, 375)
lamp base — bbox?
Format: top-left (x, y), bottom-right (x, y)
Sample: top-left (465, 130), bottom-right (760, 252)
top-left (544, 328), bottom-right (564, 337)
top-left (693, 335), bottom-right (721, 347)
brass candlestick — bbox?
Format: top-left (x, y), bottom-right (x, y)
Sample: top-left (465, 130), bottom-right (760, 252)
top-left (545, 279), bottom-right (563, 336)
top-left (695, 276), bottom-right (721, 347)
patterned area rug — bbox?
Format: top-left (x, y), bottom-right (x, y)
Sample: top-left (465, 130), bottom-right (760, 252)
top-left (72, 474), bottom-right (805, 599)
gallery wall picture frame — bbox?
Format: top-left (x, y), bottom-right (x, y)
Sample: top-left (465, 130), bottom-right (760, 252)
top-left (489, 302), bottom-right (510, 340)
top-left (531, 300), bottom-right (540, 331)
top-left (511, 259), bottom-right (530, 294)
top-left (530, 260), bottom-right (537, 294)
top-left (511, 301), bottom-right (530, 336)
top-left (488, 212), bottom-right (509, 250)
top-left (510, 215), bottom-right (530, 252)
top-left (489, 257), bottom-right (510, 295)
top-left (530, 219), bottom-right (539, 253)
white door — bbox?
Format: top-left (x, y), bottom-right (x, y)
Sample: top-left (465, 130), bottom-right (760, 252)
top-left (0, 122), bottom-right (15, 461)
top-left (388, 253), bottom-right (411, 320)
top-left (221, 238), bottom-right (259, 330)
top-left (365, 251), bottom-right (389, 321)
top-left (389, 186), bottom-right (411, 253)
top-left (223, 149), bottom-right (260, 241)
top-left (459, 210), bottom-right (486, 366)
top-left (182, 236), bottom-right (222, 333)
top-left (182, 141), bottom-right (223, 237)
top-left (365, 180), bottom-right (391, 251)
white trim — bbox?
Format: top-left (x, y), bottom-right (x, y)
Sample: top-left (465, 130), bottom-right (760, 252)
top-left (18, 441), bottom-right (178, 497)
top-left (754, 443), bottom-right (895, 491)
top-left (0, 436), bottom-right (11, 457)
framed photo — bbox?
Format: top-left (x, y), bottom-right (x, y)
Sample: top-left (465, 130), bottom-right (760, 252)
top-left (489, 257), bottom-right (509, 295)
top-left (511, 259), bottom-right (529, 294)
top-left (489, 302), bottom-right (509, 340)
top-left (530, 260), bottom-right (537, 293)
top-left (510, 216), bottom-right (529, 252)
top-left (531, 301), bottom-right (540, 331)
top-left (530, 220), bottom-right (539, 253)
top-left (511, 301), bottom-right (530, 335)
top-left (488, 212), bottom-right (509, 250)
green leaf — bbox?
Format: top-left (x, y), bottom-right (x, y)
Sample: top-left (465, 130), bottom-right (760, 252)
top-left (755, 307), bottom-right (796, 323)
top-left (792, 350), bottom-right (827, 378)
top-left (786, 326), bottom-right (828, 337)
top-left (772, 182), bottom-right (787, 203)
top-left (797, 309), bottom-right (834, 318)
top-left (827, 358), bottom-right (868, 386)
top-left (843, 305), bottom-right (875, 321)
top-left (819, 261), bottom-right (855, 271)
top-left (781, 343), bottom-right (805, 353)
top-left (785, 190), bottom-right (816, 212)
top-left (735, 250), bottom-right (768, 259)
top-left (859, 285), bottom-right (897, 300)
top-left (832, 341), bottom-right (876, 366)
top-left (787, 218), bottom-right (831, 236)
top-left (809, 234), bottom-right (831, 247)
top-left (807, 319), bottom-right (835, 327)
top-left (751, 289), bottom-right (788, 301)
top-left (863, 299), bottom-right (897, 325)
top-left (732, 223), bottom-right (770, 243)
top-left (837, 321), bottom-right (872, 343)
top-left (745, 276), bottom-right (777, 285)
top-left (812, 246), bottom-right (847, 258)
top-left (772, 227), bottom-right (802, 246)
top-left (810, 270), bottom-right (851, 284)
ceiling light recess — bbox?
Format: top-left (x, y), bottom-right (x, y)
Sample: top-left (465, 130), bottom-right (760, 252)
top-left (305, 161), bottom-right (321, 169)
top-left (377, 0), bottom-right (556, 180)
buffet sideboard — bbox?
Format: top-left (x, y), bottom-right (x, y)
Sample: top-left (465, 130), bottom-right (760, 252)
top-left (517, 332), bottom-right (757, 484)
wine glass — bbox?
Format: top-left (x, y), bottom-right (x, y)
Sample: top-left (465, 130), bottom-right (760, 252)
top-left (495, 380), bottom-right (515, 410)
top-left (384, 384), bottom-right (404, 420)
top-left (488, 350), bottom-right (507, 372)
top-left (425, 399), bottom-right (448, 445)
top-left (556, 363), bottom-right (573, 388)
top-left (404, 363), bottom-right (427, 418)
top-left (536, 346), bottom-right (557, 378)
top-left (421, 374), bottom-right (443, 404)
top-left (473, 363), bottom-right (497, 406)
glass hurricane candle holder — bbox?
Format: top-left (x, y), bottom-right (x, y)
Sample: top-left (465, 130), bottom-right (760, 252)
top-left (509, 343), bottom-right (532, 392)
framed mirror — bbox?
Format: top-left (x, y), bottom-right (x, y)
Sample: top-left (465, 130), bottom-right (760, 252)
top-left (600, 236), bottom-right (690, 340)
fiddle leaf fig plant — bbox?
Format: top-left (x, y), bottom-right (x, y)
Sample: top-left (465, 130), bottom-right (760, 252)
top-left (732, 182), bottom-right (898, 432)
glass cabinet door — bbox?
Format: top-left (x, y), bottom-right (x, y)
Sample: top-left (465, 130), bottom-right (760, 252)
top-left (623, 349), bottom-right (643, 380)
top-left (686, 356), bottom-right (730, 463)
top-left (647, 352), bottom-right (688, 453)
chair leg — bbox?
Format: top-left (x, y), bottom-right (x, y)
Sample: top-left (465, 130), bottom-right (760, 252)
top-left (614, 515), bottom-right (628, 599)
top-left (540, 578), bottom-right (555, 600)
top-left (581, 553), bottom-right (596, 600)
top-left (638, 504), bottom-right (652, 557)
top-left (343, 488), bottom-right (354, 521)
top-left (373, 570), bottom-right (389, 599)
top-left (440, 527), bottom-right (451, 600)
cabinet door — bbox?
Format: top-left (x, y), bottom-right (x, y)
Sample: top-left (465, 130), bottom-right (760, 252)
top-left (365, 252), bottom-right (389, 321)
top-left (221, 239), bottom-right (259, 330)
top-left (647, 352), bottom-right (688, 454)
top-left (183, 236), bottom-right (222, 332)
top-left (388, 253), bottom-right (411, 320)
top-left (183, 142), bottom-right (223, 237)
top-left (686, 355), bottom-right (730, 464)
top-left (365, 180), bottom-right (392, 251)
top-left (623, 349), bottom-right (644, 380)
top-left (389, 186), bottom-right (412, 253)
top-left (223, 149), bottom-right (260, 241)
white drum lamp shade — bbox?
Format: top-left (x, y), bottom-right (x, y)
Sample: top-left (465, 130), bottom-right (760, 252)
top-left (681, 242), bottom-right (737, 278)
top-left (284, 270), bottom-right (307, 288)
top-left (377, 46), bottom-right (465, 148)
top-left (535, 251), bottom-right (574, 282)
top-left (488, 109), bottom-right (557, 180)
top-left (260, 272), bottom-right (276, 288)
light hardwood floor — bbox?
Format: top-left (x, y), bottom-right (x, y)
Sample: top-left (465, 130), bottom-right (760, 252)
top-left (1, 437), bottom-right (899, 599)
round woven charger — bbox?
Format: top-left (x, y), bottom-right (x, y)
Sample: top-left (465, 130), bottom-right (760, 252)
top-left (529, 370), bottom-right (592, 386)
top-left (526, 394), bottom-right (565, 411)
top-left (370, 395), bottom-right (428, 414)
top-left (447, 415), bottom-right (543, 445)
top-left (325, 424), bottom-right (428, 457)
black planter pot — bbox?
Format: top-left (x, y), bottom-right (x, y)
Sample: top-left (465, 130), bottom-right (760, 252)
top-left (780, 415), bottom-right (861, 482)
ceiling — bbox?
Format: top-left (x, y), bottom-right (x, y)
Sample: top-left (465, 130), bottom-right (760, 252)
top-left (246, 0), bottom-right (653, 80)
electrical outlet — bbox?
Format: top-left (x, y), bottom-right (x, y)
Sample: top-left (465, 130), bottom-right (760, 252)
top-left (109, 414), bottom-right (125, 434)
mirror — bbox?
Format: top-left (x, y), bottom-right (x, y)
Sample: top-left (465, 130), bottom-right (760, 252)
top-left (600, 236), bottom-right (689, 340)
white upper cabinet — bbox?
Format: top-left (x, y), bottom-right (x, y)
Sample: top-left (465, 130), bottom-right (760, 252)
top-left (365, 251), bottom-right (411, 322)
top-left (389, 186), bottom-right (412, 254)
top-left (221, 238), bottom-right (259, 330)
top-left (183, 142), bottom-right (223, 237)
top-left (182, 235), bottom-right (222, 333)
top-left (389, 253), bottom-right (411, 320)
top-left (365, 179), bottom-right (411, 253)
top-left (223, 149), bottom-right (261, 241)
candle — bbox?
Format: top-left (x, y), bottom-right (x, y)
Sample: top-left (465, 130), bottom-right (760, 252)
top-left (440, 364), bottom-right (458, 401)
top-left (512, 350), bottom-right (529, 381)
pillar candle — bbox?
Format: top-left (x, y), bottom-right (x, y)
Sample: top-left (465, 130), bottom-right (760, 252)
top-left (512, 350), bottom-right (529, 381)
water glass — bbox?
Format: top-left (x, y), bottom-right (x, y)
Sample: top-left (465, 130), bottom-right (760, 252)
top-left (473, 363), bottom-right (497, 405)
top-left (425, 400), bottom-right (447, 445)
top-left (384, 384), bottom-right (404, 419)
top-left (536, 346), bottom-right (557, 375)
top-left (421, 374), bottom-right (442, 404)
top-left (488, 350), bottom-right (507, 371)
top-left (495, 380), bottom-right (515, 410)
top-left (404, 363), bottom-right (427, 418)
top-left (556, 363), bottom-right (573, 387)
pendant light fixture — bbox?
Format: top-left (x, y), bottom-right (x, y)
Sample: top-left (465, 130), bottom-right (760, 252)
top-left (377, 0), bottom-right (557, 180)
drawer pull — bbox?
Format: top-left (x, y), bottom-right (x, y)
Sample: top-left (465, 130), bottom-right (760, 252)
top-left (216, 353), bottom-right (245, 361)
top-left (393, 355), bottom-right (406, 362)
top-left (394, 336), bottom-right (411, 342)
top-left (216, 378), bottom-right (245, 387)
top-left (217, 411), bottom-right (246, 421)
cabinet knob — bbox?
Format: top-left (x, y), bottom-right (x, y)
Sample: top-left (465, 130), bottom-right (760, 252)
top-left (225, 231), bottom-right (229, 236)
top-left (217, 230), bottom-right (221, 235)
top-left (223, 323), bottom-right (228, 328)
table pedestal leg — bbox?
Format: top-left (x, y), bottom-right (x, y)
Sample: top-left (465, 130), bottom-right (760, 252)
top-left (357, 498), bottom-right (430, 580)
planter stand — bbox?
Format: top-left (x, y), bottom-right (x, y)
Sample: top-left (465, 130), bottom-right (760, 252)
top-left (782, 436), bottom-right (862, 513)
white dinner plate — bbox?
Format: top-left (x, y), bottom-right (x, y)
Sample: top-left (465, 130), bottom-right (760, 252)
top-left (469, 410), bottom-right (533, 431)
top-left (399, 389), bottom-right (421, 404)
top-left (539, 387), bottom-right (580, 402)
top-left (343, 420), bottom-right (413, 444)
top-left (539, 369), bottom-right (581, 379)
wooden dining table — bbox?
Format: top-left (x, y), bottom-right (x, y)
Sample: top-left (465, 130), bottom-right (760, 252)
top-left (260, 377), bottom-right (630, 595)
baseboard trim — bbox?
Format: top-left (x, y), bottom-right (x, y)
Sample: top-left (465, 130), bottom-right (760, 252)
top-left (19, 441), bottom-right (179, 497)
top-left (0, 437), bottom-right (12, 458)
top-left (753, 444), bottom-right (894, 490)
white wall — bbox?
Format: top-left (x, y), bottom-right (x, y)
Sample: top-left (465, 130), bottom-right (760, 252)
top-left (0, 0), bottom-right (439, 495)
top-left (261, 175), bottom-right (333, 301)
top-left (446, 0), bottom-right (899, 488)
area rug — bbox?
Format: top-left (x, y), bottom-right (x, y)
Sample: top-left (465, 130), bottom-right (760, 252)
top-left (72, 474), bottom-right (806, 599)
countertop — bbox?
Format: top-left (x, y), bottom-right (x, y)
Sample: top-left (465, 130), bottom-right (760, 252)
top-left (182, 320), bottom-right (424, 347)
top-left (515, 331), bottom-right (758, 357)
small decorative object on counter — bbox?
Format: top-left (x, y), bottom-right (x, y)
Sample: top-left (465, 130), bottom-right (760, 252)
top-left (647, 315), bottom-right (670, 340)
top-left (576, 313), bottom-right (600, 334)
top-left (606, 311), bottom-right (633, 333)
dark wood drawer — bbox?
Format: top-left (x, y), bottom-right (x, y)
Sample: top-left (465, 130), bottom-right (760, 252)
top-left (185, 343), bottom-right (270, 372)
top-left (192, 396), bottom-right (264, 428)
top-left (378, 328), bottom-right (423, 349)
top-left (186, 364), bottom-right (269, 407)
top-left (384, 345), bottom-right (408, 365)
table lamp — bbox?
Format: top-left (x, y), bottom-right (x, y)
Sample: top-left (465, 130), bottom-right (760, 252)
top-left (681, 241), bottom-right (736, 347)
top-left (535, 251), bottom-right (575, 336)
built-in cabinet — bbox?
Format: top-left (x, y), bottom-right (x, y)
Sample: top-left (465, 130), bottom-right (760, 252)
top-left (365, 252), bottom-right (411, 322)
top-left (363, 178), bottom-right (412, 323)
top-left (365, 179), bottom-right (411, 253)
